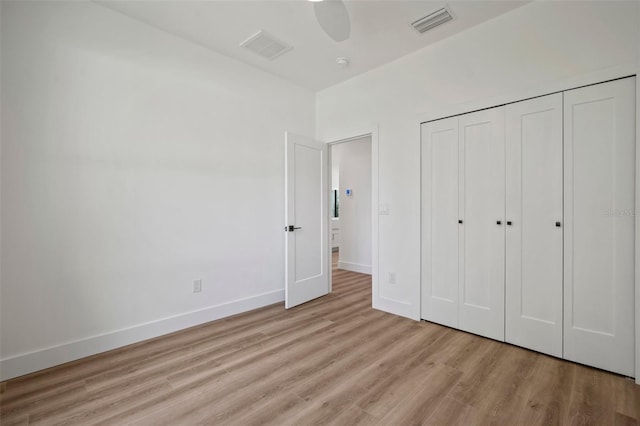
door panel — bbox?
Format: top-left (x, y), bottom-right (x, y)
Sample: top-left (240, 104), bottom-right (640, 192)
top-left (285, 132), bottom-right (329, 309)
top-left (293, 144), bottom-right (323, 281)
top-left (505, 93), bottom-right (563, 357)
top-left (458, 107), bottom-right (505, 341)
top-left (563, 77), bottom-right (636, 376)
top-left (421, 117), bottom-right (459, 327)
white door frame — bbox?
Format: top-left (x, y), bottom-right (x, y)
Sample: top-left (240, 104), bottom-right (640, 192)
top-left (635, 68), bottom-right (639, 384)
top-left (325, 127), bottom-right (379, 306)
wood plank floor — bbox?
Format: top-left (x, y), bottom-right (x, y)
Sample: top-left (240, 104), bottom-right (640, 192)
top-left (1, 252), bottom-right (639, 425)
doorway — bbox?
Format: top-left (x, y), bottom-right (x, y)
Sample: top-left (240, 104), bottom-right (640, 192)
top-left (328, 135), bottom-right (373, 297)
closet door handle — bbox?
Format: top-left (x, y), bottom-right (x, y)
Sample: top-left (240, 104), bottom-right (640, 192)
top-left (555, 221), bottom-right (561, 227)
top-left (496, 220), bottom-right (502, 225)
top-left (506, 221), bottom-right (513, 226)
top-left (458, 219), bottom-right (463, 224)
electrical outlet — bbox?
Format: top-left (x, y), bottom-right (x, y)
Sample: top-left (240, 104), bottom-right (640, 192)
top-left (388, 272), bottom-right (396, 285)
top-left (193, 279), bottom-right (202, 293)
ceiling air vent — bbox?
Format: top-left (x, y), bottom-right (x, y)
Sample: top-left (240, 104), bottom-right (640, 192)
top-left (240, 30), bottom-right (292, 61)
top-left (411, 7), bottom-right (454, 34)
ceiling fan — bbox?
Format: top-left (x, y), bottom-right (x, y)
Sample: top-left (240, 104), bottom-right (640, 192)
top-left (311, 0), bottom-right (351, 42)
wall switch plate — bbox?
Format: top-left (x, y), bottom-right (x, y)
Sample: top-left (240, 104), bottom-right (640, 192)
top-left (193, 279), bottom-right (202, 293)
top-left (388, 272), bottom-right (396, 285)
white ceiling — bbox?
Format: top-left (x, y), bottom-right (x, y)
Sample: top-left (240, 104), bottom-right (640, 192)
top-left (97, 0), bottom-right (528, 91)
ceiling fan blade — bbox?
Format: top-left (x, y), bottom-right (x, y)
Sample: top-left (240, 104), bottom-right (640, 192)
top-left (313, 0), bottom-right (351, 42)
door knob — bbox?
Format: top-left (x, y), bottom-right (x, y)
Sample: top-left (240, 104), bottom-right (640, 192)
top-left (496, 220), bottom-right (502, 225)
top-left (285, 225), bottom-right (302, 232)
top-left (458, 219), bottom-right (463, 224)
top-left (555, 221), bottom-right (561, 227)
top-left (507, 221), bottom-right (513, 226)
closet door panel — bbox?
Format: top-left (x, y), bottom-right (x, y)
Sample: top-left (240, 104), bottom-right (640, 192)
top-left (564, 77), bottom-right (636, 377)
top-left (421, 118), bottom-right (459, 327)
top-left (505, 93), bottom-right (563, 357)
top-left (458, 107), bottom-right (505, 341)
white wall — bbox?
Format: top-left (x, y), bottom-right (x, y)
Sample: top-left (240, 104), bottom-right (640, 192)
top-left (0, 1), bottom-right (315, 380)
top-left (316, 1), bottom-right (640, 320)
top-left (332, 137), bottom-right (372, 274)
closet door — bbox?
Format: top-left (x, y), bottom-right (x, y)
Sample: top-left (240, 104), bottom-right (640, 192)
top-left (421, 117), bottom-right (459, 328)
top-left (458, 107), bottom-right (506, 341)
top-left (564, 77), bottom-right (636, 377)
top-left (505, 94), bottom-right (563, 357)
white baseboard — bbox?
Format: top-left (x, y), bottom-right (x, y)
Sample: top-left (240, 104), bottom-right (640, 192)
top-left (374, 295), bottom-right (418, 321)
top-left (0, 289), bottom-right (284, 382)
top-left (338, 260), bottom-right (372, 275)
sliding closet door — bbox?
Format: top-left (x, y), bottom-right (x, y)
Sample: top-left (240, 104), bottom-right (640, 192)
top-left (564, 77), bottom-right (636, 377)
top-left (458, 107), bottom-right (505, 341)
top-left (421, 118), bottom-right (459, 327)
top-left (505, 94), bottom-right (563, 357)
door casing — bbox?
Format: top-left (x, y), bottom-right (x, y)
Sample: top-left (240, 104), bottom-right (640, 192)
top-left (325, 128), bottom-right (379, 308)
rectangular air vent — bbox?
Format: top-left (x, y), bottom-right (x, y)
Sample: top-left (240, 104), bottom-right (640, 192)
top-left (240, 30), bottom-right (292, 61)
top-left (411, 7), bottom-right (454, 34)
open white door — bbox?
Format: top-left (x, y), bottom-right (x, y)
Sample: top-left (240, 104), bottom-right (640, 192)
top-left (284, 132), bottom-right (329, 309)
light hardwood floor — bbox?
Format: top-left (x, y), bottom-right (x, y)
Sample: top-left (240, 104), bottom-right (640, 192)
top-left (1, 252), bottom-right (639, 425)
